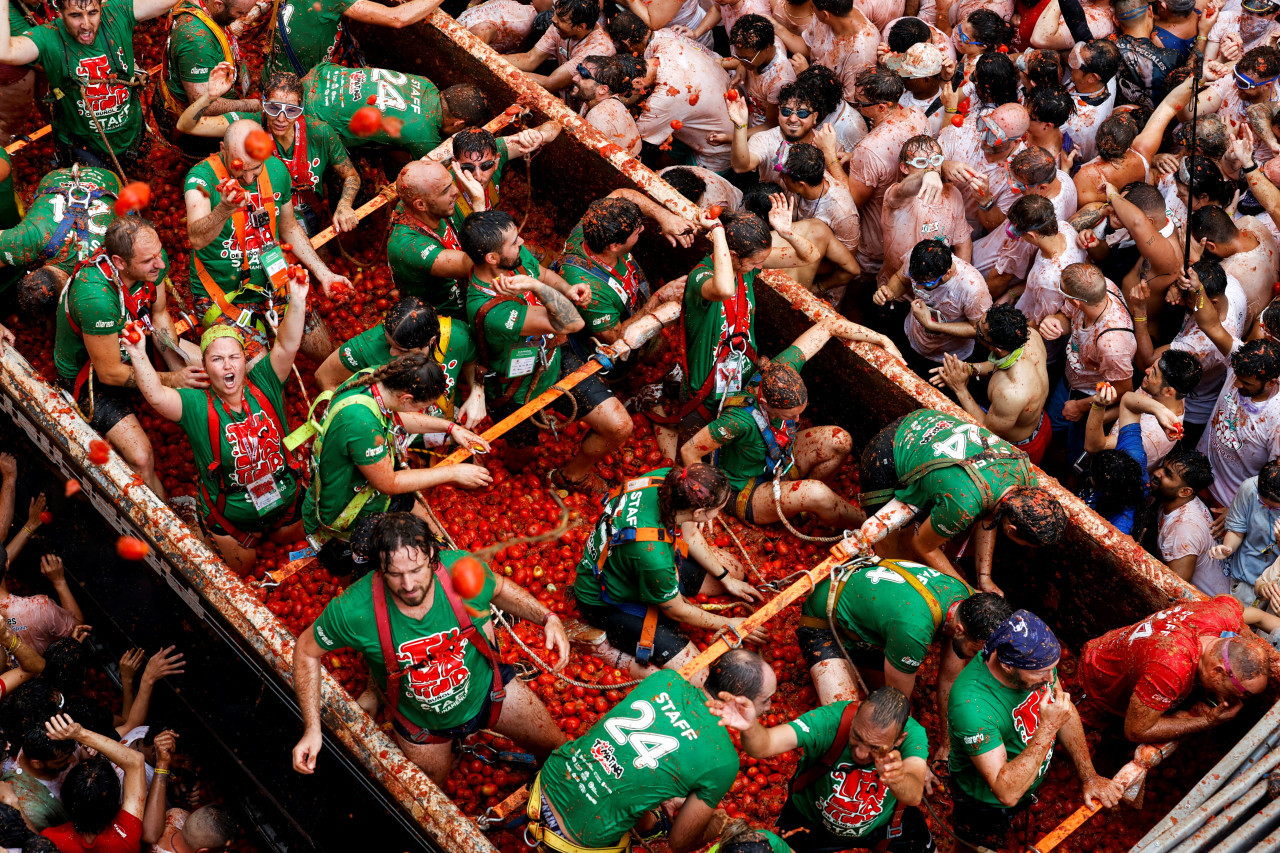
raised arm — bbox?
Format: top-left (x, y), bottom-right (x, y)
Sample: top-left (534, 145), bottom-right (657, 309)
top-left (119, 330), bottom-right (185, 421)
top-left (344, 0), bottom-right (446, 28)
top-left (269, 273), bottom-right (308, 383)
top-left (134, 0), bottom-right (183, 23)
top-left (175, 63), bottom-right (238, 137)
top-left (0, 0), bottom-right (41, 65)
top-left (763, 195), bottom-right (819, 268)
top-left (46, 714), bottom-right (148, 818)
top-left (1133, 77), bottom-right (1196, 162)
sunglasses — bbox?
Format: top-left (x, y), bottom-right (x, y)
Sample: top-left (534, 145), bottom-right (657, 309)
top-left (458, 159), bottom-right (498, 174)
top-left (849, 99), bottom-right (881, 109)
top-left (779, 106), bottom-right (815, 119)
top-left (733, 46), bottom-right (766, 66)
top-left (576, 63), bottom-right (595, 81)
top-left (263, 101), bottom-right (303, 120)
top-left (910, 273), bottom-right (945, 290)
top-left (955, 28), bottom-right (984, 46)
top-left (907, 153), bottom-right (944, 169)
top-left (1234, 67), bottom-right (1280, 89)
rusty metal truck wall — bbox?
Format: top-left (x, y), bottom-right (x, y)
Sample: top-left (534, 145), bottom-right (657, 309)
top-left (0, 12), bottom-right (1233, 853)
top-left (358, 11), bottom-right (1203, 646)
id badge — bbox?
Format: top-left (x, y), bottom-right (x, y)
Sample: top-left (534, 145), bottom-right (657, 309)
top-left (714, 354), bottom-right (744, 395)
top-left (260, 242), bottom-right (289, 290)
top-left (246, 474), bottom-right (284, 515)
top-left (508, 344), bottom-right (538, 378)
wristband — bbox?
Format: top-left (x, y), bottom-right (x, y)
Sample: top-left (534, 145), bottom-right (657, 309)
top-left (978, 198), bottom-right (996, 211)
top-left (1133, 316), bottom-right (1147, 323)
top-left (945, 107), bottom-right (959, 114)
top-left (712, 565), bottom-right (730, 580)
top-left (734, 123), bottom-right (747, 130)
top-left (446, 422), bottom-right (456, 438)
top-left (1091, 402), bottom-right (1105, 410)
top-left (541, 611), bottom-right (555, 626)
top-left (19, 525), bottom-right (34, 536)
top-left (1243, 162), bottom-right (1261, 174)
top-left (5, 635), bottom-right (18, 654)
top-left (154, 768), bottom-right (171, 777)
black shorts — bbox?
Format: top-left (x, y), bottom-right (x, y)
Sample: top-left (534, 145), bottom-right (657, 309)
top-left (948, 786), bottom-right (1031, 850)
top-left (59, 375), bottom-right (137, 435)
top-left (575, 557), bottom-right (706, 667)
top-left (393, 662), bottom-right (518, 744)
top-left (860, 414), bottom-right (908, 513)
top-left (205, 483), bottom-right (305, 539)
top-left (316, 494), bottom-right (415, 578)
top-left (777, 797), bottom-right (934, 853)
top-left (796, 625), bottom-right (884, 670)
top-left (490, 348), bottom-right (616, 449)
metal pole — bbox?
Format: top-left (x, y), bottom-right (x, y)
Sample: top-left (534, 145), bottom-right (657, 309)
top-left (1137, 746), bottom-right (1280, 853)
top-left (1136, 703), bottom-right (1280, 851)
top-left (1166, 781), bottom-right (1270, 853)
top-left (1250, 818), bottom-right (1280, 853)
top-left (1204, 796), bottom-right (1280, 853)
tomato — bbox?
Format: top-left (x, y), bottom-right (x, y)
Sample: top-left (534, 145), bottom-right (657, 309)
top-left (39, 511), bottom-right (53, 525)
top-left (706, 205), bottom-right (723, 219)
top-left (349, 106), bottom-right (383, 137)
top-left (451, 556), bottom-right (487, 598)
top-left (670, 119), bottom-right (683, 130)
top-left (245, 129), bottom-right (273, 161)
top-left (113, 182), bottom-right (151, 215)
top-left (88, 439), bottom-right (111, 465)
top-left (116, 537), bottom-right (150, 560)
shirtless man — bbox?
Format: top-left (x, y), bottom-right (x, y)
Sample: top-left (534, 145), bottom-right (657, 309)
top-left (1095, 181), bottom-right (1184, 336)
top-left (931, 304), bottom-right (1052, 466)
top-left (741, 185), bottom-right (866, 299)
top-left (1190, 206), bottom-right (1280, 323)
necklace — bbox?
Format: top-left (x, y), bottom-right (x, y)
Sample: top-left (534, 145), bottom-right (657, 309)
top-left (988, 346), bottom-right (1024, 370)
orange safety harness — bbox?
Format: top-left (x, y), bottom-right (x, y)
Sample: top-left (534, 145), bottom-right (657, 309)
top-left (61, 252), bottom-right (155, 401)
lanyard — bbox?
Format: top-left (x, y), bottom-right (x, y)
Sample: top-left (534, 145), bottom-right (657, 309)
top-left (721, 274), bottom-right (750, 345)
top-left (185, 0), bottom-right (240, 58)
top-left (583, 248), bottom-right (642, 308)
top-left (274, 117), bottom-right (317, 193)
top-left (84, 254), bottom-right (154, 323)
top-left (392, 208), bottom-right (462, 251)
top-left (472, 277), bottom-right (539, 308)
top-left (368, 382), bottom-right (407, 457)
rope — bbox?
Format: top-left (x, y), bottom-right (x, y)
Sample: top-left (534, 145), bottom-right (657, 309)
top-left (72, 81), bottom-right (131, 184)
top-left (711, 515), bottom-right (765, 584)
top-left (491, 607), bottom-right (645, 690)
top-left (772, 476), bottom-right (844, 543)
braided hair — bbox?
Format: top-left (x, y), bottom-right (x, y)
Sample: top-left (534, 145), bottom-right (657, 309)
top-left (356, 353), bottom-right (445, 404)
top-left (657, 464), bottom-right (731, 527)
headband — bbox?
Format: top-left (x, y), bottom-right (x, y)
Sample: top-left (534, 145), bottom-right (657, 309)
top-left (1221, 634), bottom-right (1249, 694)
top-left (982, 610), bottom-right (1061, 670)
top-left (200, 325), bottom-right (245, 354)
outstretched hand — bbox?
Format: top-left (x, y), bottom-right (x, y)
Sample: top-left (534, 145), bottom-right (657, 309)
top-left (706, 691), bottom-right (757, 732)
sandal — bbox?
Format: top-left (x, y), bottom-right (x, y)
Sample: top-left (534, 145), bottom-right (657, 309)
top-left (548, 466), bottom-right (607, 495)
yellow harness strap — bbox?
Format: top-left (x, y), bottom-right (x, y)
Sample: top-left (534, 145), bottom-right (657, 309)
top-left (525, 774), bottom-right (630, 853)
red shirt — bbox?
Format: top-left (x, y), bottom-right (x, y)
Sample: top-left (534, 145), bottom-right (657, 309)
top-left (42, 810), bottom-right (141, 853)
top-left (1081, 596), bottom-right (1245, 718)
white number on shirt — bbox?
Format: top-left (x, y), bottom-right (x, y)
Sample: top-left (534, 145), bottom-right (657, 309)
top-left (932, 424), bottom-right (985, 460)
top-left (370, 69), bottom-right (408, 112)
top-left (604, 700), bottom-right (681, 770)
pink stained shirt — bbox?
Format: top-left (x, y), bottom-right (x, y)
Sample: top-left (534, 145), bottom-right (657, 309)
top-left (585, 98), bottom-right (642, 156)
top-left (1218, 216), bottom-right (1280, 323)
top-left (456, 0), bottom-right (539, 53)
top-left (0, 594), bottom-right (76, 654)
top-left (879, 181), bottom-right (970, 286)
top-left (903, 257), bottom-right (992, 361)
top-left (1062, 284), bottom-right (1136, 392)
top-left (718, 0), bottom-right (773, 35)
top-left (1015, 222), bottom-right (1088, 327)
top-left (854, 0), bottom-right (904, 31)
top-left (658, 165), bottom-right (745, 213)
top-left (971, 174), bottom-right (1077, 279)
top-left (639, 32), bottom-right (735, 171)
top-left (745, 43), bottom-right (796, 128)
top-left (802, 14), bottom-right (881, 101)
top-left (1198, 339), bottom-right (1280, 506)
top-left (1169, 276), bottom-right (1247, 425)
top-left (847, 107), bottom-right (931, 270)
top-left (1158, 499), bottom-right (1230, 597)
top-left (534, 24), bottom-right (615, 71)
top-left (791, 174), bottom-right (861, 253)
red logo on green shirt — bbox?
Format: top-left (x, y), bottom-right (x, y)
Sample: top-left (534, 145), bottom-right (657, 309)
top-left (76, 56), bottom-right (128, 113)
top-left (397, 630), bottom-right (470, 700)
top-left (1012, 689), bottom-right (1043, 744)
top-left (224, 412), bottom-right (285, 486)
top-left (820, 766), bottom-right (889, 831)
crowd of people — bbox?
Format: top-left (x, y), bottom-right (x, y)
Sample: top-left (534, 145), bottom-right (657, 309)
top-left (0, 0), bottom-right (1275, 845)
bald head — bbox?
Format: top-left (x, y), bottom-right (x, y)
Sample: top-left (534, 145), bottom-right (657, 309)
top-left (182, 805), bottom-right (235, 852)
top-left (222, 119), bottom-right (267, 184)
top-left (397, 160), bottom-right (458, 219)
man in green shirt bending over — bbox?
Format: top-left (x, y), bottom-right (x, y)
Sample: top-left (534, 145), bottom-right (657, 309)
top-left (292, 513), bottom-right (569, 785)
top-left (264, 0), bottom-right (447, 81)
top-left (712, 686), bottom-right (932, 853)
top-left (948, 610), bottom-right (1121, 850)
top-left (0, 0), bottom-right (178, 170)
top-left (530, 649), bottom-right (776, 853)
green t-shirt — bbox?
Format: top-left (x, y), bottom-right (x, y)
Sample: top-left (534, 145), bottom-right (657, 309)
top-left (386, 202), bottom-right (467, 317)
top-left (682, 256), bottom-right (758, 406)
top-left (452, 137), bottom-right (510, 219)
top-left (892, 410), bottom-right (1034, 539)
top-left (465, 248), bottom-right (562, 405)
top-left (707, 831), bottom-right (790, 853)
top-left (53, 252), bottom-right (170, 382)
top-left (312, 551), bottom-right (498, 730)
top-left (789, 705), bottom-right (929, 838)
top-left (304, 63), bottom-right (444, 159)
top-left (948, 656), bottom-right (1056, 806)
top-left (3, 770), bottom-right (67, 830)
top-left (335, 317), bottom-right (477, 417)
top-left (0, 167), bottom-right (119, 277)
top-left (163, 8), bottom-right (237, 109)
top-left (539, 670), bottom-right (739, 847)
top-left (705, 344), bottom-right (805, 492)
top-left (0, 148), bottom-right (18, 232)
top-left (559, 221), bottom-right (650, 336)
top-left (183, 155), bottom-right (294, 305)
top-left (802, 559), bottom-right (971, 675)
top-left (265, 0), bottom-right (358, 80)
top-left (301, 381), bottom-right (396, 536)
top-left (224, 113), bottom-right (352, 200)
top-left (573, 469), bottom-right (678, 609)
top-left (27, 0), bottom-right (143, 157)
top-left (8, 1), bottom-right (48, 36)
top-left (175, 358), bottom-right (299, 532)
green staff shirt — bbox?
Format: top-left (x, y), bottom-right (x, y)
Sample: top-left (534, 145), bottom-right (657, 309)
top-left (539, 670), bottom-right (738, 848)
top-left (265, 0), bottom-right (359, 80)
top-left (8, 2), bottom-right (47, 36)
top-left (163, 8), bottom-right (235, 110)
top-left (301, 382), bottom-right (395, 536)
top-left (224, 112), bottom-right (352, 199)
top-left (312, 551), bottom-right (498, 730)
top-left (183, 155), bottom-right (293, 305)
top-left (559, 222), bottom-right (650, 336)
top-left (573, 468), bottom-right (678, 609)
top-left (0, 167), bottom-right (119, 277)
top-left (705, 344), bottom-right (805, 492)
top-left (335, 317), bottom-right (477, 417)
top-left (453, 137), bottom-right (509, 218)
top-left (27, 0), bottom-right (144, 158)
top-left (948, 655), bottom-right (1056, 806)
top-left (304, 63), bottom-right (444, 159)
top-left (682, 256), bottom-right (757, 407)
top-left (175, 358), bottom-right (298, 532)
top-left (465, 247), bottom-right (562, 405)
top-left (386, 202), bottom-right (467, 317)
top-left (789, 704), bottom-right (929, 838)
top-left (892, 410), bottom-right (1033, 538)
top-left (53, 251), bottom-right (171, 382)
top-left (802, 559), bottom-right (970, 675)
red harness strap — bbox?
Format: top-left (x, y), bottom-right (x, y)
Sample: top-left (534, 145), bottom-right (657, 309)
top-left (790, 700), bottom-right (858, 794)
top-left (199, 380), bottom-right (301, 547)
top-left (63, 253), bottom-right (157, 401)
top-left (371, 564), bottom-right (505, 744)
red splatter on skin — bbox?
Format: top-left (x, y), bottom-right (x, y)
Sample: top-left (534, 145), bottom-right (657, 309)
top-left (687, 90), bottom-right (700, 106)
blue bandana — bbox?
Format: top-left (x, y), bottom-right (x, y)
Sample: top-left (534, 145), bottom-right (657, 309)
top-left (982, 610), bottom-right (1061, 670)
